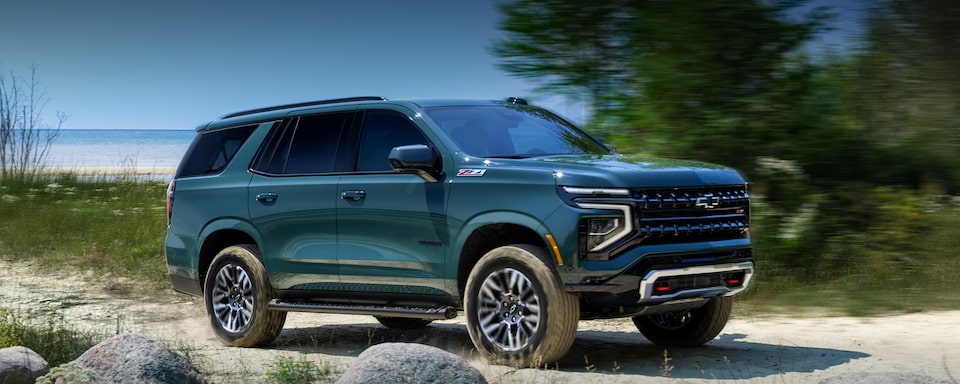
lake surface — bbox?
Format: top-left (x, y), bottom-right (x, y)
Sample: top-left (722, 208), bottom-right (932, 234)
top-left (45, 129), bottom-right (194, 170)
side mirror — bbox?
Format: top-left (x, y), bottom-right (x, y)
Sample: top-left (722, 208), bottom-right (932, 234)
top-left (388, 144), bottom-right (443, 183)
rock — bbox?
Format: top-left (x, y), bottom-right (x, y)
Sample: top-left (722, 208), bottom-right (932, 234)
top-left (39, 333), bottom-right (204, 384)
top-left (0, 346), bottom-right (50, 384)
top-left (819, 372), bottom-right (952, 384)
top-left (336, 342), bottom-right (486, 384)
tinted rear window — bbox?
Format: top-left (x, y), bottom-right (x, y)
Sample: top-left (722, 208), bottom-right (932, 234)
top-left (177, 124), bottom-right (258, 178)
top-left (251, 112), bottom-right (352, 175)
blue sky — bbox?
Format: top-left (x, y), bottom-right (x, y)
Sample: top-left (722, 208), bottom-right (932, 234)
top-left (1, 1), bottom-right (866, 130)
top-left (2, 1), bottom-right (557, 129)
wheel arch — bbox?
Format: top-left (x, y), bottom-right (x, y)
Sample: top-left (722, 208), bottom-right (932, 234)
top-left (454, 213), bottom-right (554, 299)
top-left (197, 219), bottom-right (260, 290)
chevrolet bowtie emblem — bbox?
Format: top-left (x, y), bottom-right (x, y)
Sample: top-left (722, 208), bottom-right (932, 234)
top-left (695, 194), bottom-right (721, 209)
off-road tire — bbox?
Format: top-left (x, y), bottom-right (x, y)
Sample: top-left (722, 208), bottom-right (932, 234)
top-left (633, 296), bottom-right (732, 346)
top-left (464, 244), bottom-right (579, 366)
top-left (375, 317), bottom-right (434, 329)
top-left (204, 244), bottom-right (286, 347)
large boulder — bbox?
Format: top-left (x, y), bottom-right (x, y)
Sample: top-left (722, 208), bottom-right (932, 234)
top-left (336, 342), bottom-right (486, 384)
top-left (0, 346), bottom-right (50, 384)
top-left (38, 333), bottom-right (204, 384)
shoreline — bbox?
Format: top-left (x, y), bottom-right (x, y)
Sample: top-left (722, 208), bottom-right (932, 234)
top-left (33, 165), bottom-right (178, 181)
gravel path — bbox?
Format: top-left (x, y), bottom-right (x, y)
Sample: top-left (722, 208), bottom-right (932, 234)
top-left (1, 258), bottom-right (957, 383)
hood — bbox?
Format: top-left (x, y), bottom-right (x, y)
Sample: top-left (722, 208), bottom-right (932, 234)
top-left (536, 154), bottom-right (746, 188)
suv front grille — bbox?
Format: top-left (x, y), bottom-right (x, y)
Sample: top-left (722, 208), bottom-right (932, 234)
top-left (633, 186), bottom-right (749, 246)
top-left (578, 185), bottom-right (750, 261)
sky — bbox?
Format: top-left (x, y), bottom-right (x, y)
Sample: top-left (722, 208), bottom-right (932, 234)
top-left (1, 1), bottom-right (867, 130)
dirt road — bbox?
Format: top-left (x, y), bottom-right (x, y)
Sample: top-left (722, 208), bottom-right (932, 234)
top-left (1, 258), bottom-right (957, 383)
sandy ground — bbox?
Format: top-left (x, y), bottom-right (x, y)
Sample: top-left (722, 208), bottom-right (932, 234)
top-left (1, 258), bottom-right (957, 384)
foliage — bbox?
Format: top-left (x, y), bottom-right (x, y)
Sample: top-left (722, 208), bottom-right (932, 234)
top-left (494, 0), bottom-right (830, 171)
top-left (36, 362), bottom-right (98, 384)
top-left (494, 0), bottom-right (960, 314)
top-left (263, 356), bottom-right (335, 384)
top-left (0, 308), bottom-right (101, 367)
top-left (0, 65), bottom-right (66, 181)
top-left (0, 173), bottom-right (169, 286)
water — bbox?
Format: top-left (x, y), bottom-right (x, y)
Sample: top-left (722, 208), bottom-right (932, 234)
top-left (44, 129), bottom-right (195, 171)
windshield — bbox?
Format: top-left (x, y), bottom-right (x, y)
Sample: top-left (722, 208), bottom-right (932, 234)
top-left (423, 105), bottom-right (611, 158)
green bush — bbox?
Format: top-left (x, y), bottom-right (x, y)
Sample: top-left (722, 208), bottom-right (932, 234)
top-left (0, 308), bottom-right (101, 367)
top-left (744, 182), bottom-right (960, 315)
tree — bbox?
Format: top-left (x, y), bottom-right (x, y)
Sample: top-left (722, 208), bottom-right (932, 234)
top-left (816, 0), bottom-right (960, 192)
top-left (0, 65), bottom-right (66, 180)
top-left (493, 1), bottom-right (636, 112)
top-left (492, 0), bottom-right (829, 171)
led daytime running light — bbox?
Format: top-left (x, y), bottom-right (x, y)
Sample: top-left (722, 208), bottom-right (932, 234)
top-left (563, 186), bottom-right (630, 196)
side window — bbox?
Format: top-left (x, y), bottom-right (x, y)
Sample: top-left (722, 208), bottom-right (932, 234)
top-left (177, 124), bottom-right (258, 178)
top-left (356, 110), bottom-right (428, 172)
top-left (252, 119), bottom-right (293, 174)
top-left (285, 113), bottom-right (349, 174)
top-left (253, 113), bottom-right (350, 175)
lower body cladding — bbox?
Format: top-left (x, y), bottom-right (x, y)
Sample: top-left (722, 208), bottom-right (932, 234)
top-left (569, 260), bottom-right (755, 320)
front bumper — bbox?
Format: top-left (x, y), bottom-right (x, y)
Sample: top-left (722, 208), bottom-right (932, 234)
top-left (566, 246), bottom-right (754, 319)
top-left (637, 261), bottom-right (754, 304)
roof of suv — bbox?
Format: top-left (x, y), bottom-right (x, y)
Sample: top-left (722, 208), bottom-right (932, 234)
top-left (200, 97), bottom-right (527, 131)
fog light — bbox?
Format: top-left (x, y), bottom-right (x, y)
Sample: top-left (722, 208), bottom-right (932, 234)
top-left (723, 272), bottom-right (745, 287)
top-left (653, 281), bottom-right (671, 295)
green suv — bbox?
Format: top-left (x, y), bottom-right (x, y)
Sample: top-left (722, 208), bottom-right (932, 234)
top-left (165, 96), bottom-right (753, 365)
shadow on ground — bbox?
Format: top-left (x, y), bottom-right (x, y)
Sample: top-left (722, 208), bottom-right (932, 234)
top-left (270, 321), bottom-right (870, 381)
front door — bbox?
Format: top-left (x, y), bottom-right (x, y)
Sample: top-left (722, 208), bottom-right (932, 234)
top-left (336, 109), bottom-right (451, 297)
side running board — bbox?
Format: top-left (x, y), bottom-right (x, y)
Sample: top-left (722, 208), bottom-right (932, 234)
top-left (268, 300), bottom-right (457, 320)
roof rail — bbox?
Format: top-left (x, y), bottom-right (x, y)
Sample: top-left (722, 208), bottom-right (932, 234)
top-left (220, 96), bottom-right (387, 119)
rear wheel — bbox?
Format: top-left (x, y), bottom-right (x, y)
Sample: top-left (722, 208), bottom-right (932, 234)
top-left (464, 245), bottom-right (579, 366)
top-left (375, 317), bottom-right (433, 329)
top-left (632, 296), bottom-right (732, 346)
top-left (204, 244), bottom-right (286, 347)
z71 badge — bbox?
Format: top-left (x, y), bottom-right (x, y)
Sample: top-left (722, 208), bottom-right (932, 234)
top-left (457, 169), bottom-right (487, 177)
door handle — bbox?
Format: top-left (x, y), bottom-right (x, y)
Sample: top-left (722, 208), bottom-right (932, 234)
top-left (255, 192), bottom-right (278, 203)
top-left (340, 190), bottom-right (366, 201)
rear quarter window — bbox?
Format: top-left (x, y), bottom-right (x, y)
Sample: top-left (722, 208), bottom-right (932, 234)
top-left (176, 124), bottom-right (258, 178)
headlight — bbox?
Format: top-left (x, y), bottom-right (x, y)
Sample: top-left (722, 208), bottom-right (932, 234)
top-left (578, 203), bottom-right (633, 252)
top-left (586, 217), bottom-right (622, 250)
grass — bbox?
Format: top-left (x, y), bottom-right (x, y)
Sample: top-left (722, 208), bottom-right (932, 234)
top-left (0, 172), bottom-right (169, 287)
top-left (264, 356), bottom-right (337, 384)
top-left (0, 307), bottom-right (104, 367)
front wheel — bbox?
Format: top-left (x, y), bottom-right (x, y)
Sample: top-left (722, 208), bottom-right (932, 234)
top-left (632, 296), bottom-right (732, 346)
top-left (464, 245), bottom-right (579, 366)
top-left (204, 244), bottom-right (286, 347)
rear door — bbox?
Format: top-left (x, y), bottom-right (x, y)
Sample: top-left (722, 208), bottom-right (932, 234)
top-left (248, 112), bottom-right (354, 290)
top-left (336, 108), bottom-right (451, 297)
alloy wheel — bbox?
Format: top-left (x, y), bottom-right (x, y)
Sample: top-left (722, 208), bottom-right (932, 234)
top-left (210, 263), bottom-right (254, 333)
top-left (475, 267), bottom-right (542, 351)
